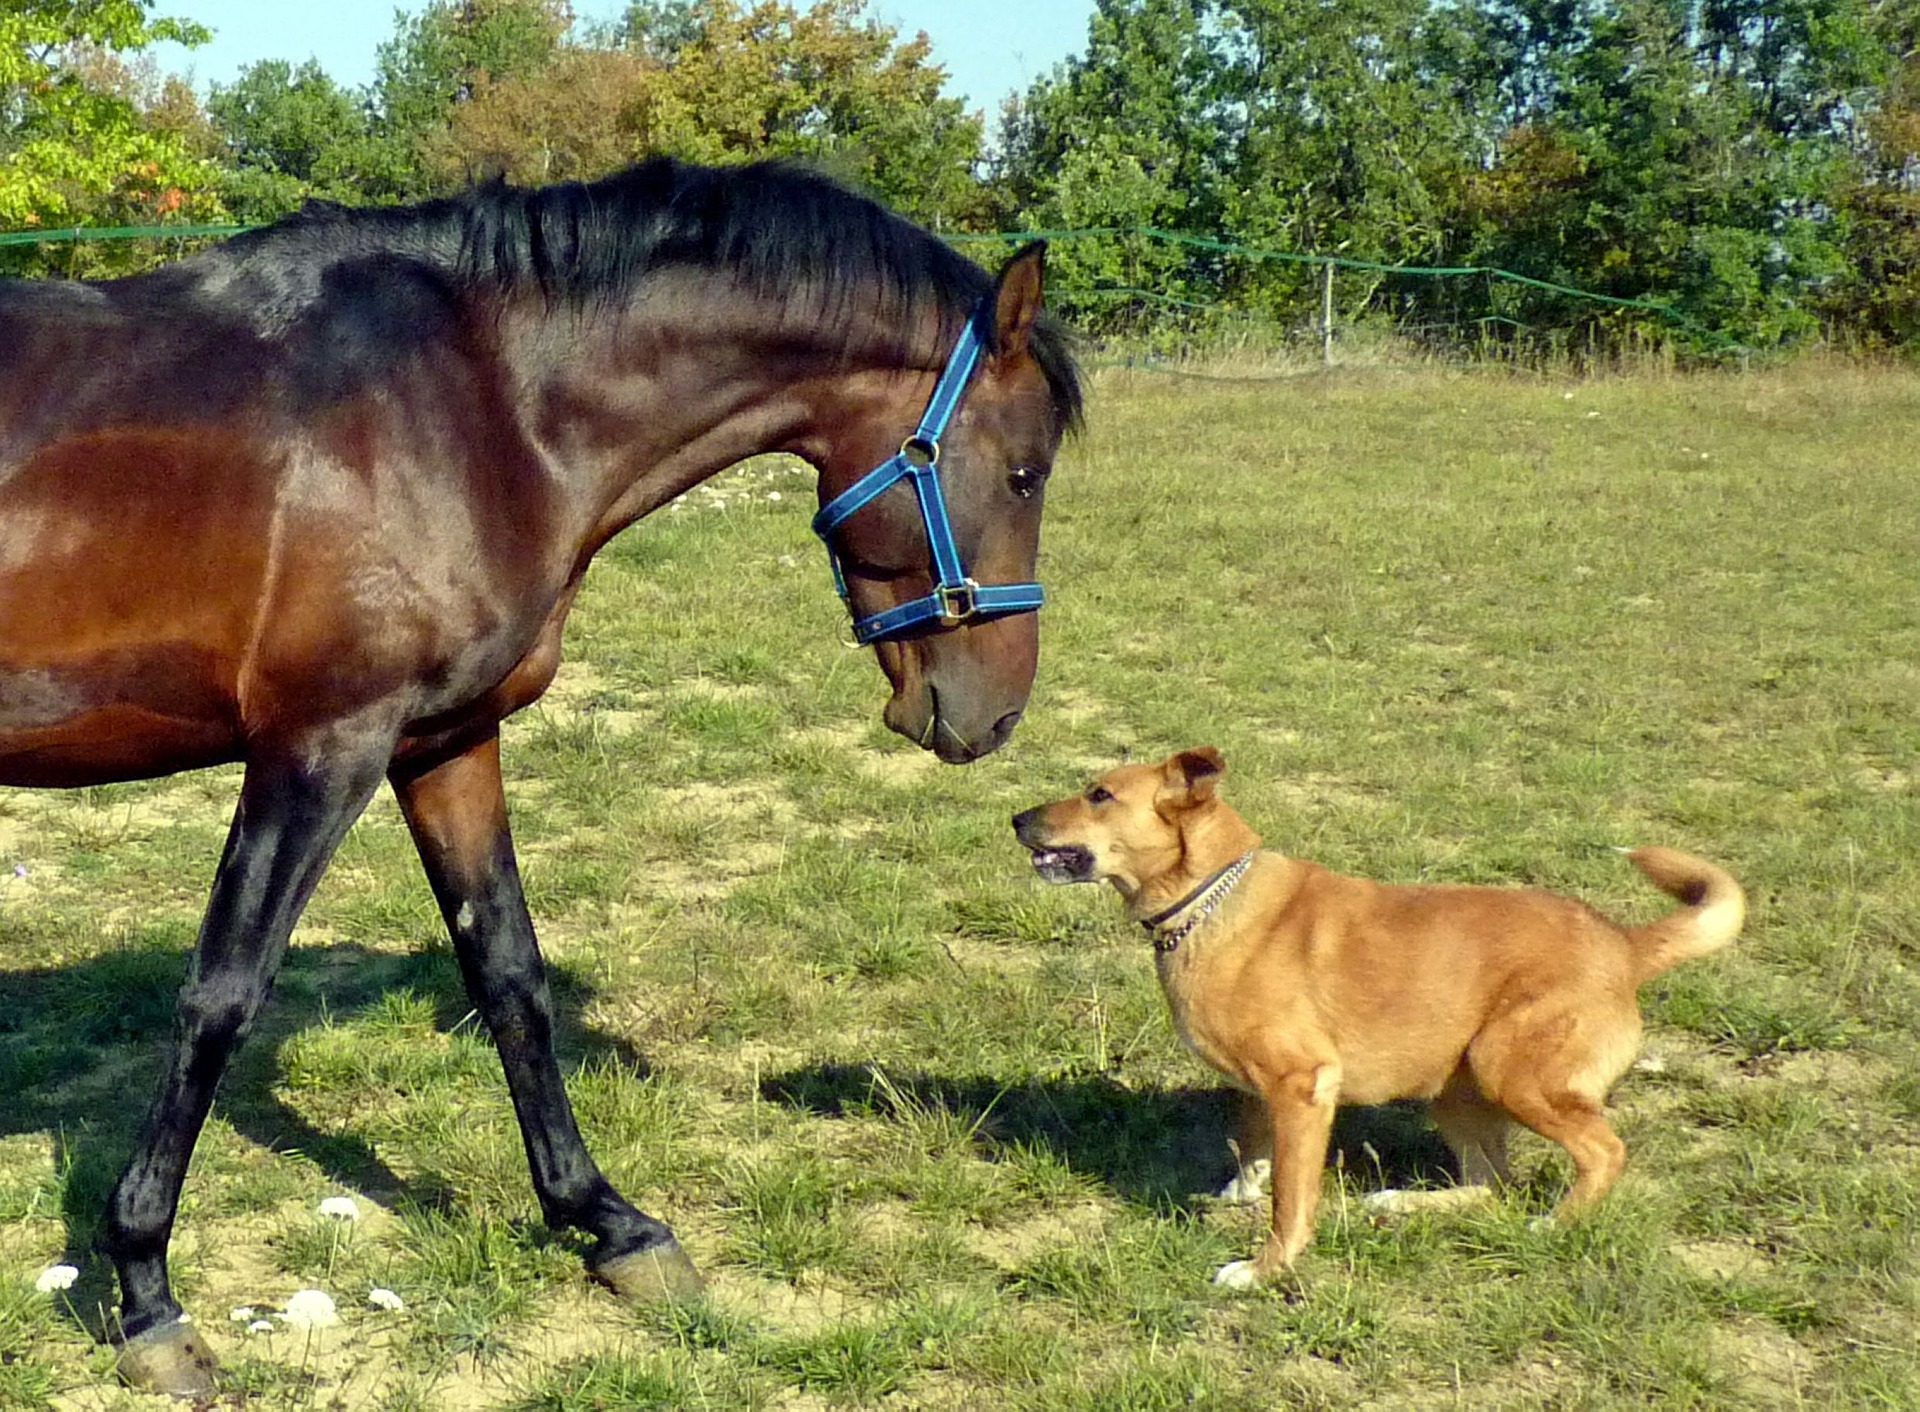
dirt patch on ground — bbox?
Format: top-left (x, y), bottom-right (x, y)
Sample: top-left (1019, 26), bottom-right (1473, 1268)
top-left (1706, 1319), bottom-right (1818, 1407)
top-left (965, 1202), bottom-right (1110, 1271)
top-left (1672, 1238), bottom-right (1772, 1282)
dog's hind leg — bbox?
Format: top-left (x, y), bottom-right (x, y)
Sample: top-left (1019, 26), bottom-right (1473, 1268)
top-left (1472, 1006), bottom-right (1634, 1213)
top-left (1217, 1091), bottom-right (1272, 1204)
top-left (1432, 1072), bottom-right (1513, 1189)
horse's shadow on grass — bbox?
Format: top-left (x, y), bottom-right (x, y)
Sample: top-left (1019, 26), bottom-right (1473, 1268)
top-left (0, 924), bottom-right (645, 1332)
top-left (761, 1062), bottom-right (1457, 1211)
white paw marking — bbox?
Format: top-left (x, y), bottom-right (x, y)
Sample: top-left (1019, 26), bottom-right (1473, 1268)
top-left (1365, 1186), bottom-right (1495, 1218)
top-left (1217, 1159), bottom-right (1271, 1204)
top-left (1211, 1259), bottom-right (1260, 1290)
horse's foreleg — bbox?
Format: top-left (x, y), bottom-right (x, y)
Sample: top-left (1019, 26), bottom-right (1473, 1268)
top-left (391, 731), bottom-right (701, 1300)
top-left (108, 746), bottom-right (387, 1395)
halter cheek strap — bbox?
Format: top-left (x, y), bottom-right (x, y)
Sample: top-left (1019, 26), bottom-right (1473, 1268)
top-left (810, 301), bottom-right (1047, 646)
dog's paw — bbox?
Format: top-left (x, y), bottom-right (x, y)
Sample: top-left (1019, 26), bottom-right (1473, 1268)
top-left (1216, 1159), bottom-right (1271, 1204)
top-left (1362, 1188), bottom-right (1414, 1217)
top-left (1211, 1260), bottom-right (1262, 1291)
top-left (1364, 1186), bottom-right (1494, 1219)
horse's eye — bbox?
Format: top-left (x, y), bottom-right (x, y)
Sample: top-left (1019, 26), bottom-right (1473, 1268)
top-left (1087, 786), bottom-right (1113, 804)
top-left (1008, 465), bottom-right (1048, 499)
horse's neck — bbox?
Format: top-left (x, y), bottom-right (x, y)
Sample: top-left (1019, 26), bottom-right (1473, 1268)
top-left (503, 291), bottom-right (900, 561)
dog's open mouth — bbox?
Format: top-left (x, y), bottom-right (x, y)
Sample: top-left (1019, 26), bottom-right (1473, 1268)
top-left (1027, 845), bottom-right (1095, 884)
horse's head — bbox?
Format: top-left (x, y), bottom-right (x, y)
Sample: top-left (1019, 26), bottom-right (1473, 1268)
top-left (810, 243), bottom-right (1075, 764)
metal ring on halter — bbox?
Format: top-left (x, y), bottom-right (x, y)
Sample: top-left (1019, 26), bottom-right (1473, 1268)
top-left (935, 579), bottom-right (979, 626)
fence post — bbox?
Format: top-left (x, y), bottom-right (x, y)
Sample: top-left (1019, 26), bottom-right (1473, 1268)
top-left (1321, 260), bottom-right (1334, 366)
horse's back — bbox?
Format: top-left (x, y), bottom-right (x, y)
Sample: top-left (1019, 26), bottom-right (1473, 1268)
top-left (0, 252), bottom-right (558, 789)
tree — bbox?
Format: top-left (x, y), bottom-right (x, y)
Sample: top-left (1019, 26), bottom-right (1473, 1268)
top-left (365, 0), bottom-right (576, 197)
top-left (993, 0), bottom-right (1231, 330)
top-left (623, 0), bottom-right (984, 225)
top-left (417, 0), bottom-right (984, 226)
top-left (427, 47), bottom-right (653, 185)
top-left (0, 0), bottom-right (227, 273)
top-left (1218, 0), bottom-right (1480, 317)
top-left (207, 60), bottom-right (377, 220)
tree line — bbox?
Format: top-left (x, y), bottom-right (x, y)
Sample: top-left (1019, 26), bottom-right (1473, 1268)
top-left (3, 0), bottom-right (1918, 354)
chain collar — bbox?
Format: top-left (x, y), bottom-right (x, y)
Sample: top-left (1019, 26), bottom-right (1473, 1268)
top-left (1141, 852), bottom-right (1257, 954)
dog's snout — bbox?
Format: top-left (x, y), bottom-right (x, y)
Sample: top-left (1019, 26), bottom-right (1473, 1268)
top-left (1011, 807), bottom-right (1044, 843)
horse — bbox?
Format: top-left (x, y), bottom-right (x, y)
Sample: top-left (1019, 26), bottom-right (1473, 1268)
top-left (0, 157), bottom-right (1081, 1395)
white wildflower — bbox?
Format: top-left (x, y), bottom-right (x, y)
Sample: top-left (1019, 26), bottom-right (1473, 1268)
top-left (34, 1264), bottom-right (78, 1293)
top-left (229, 1305), bottom-right (255, 1322)
top-left (281, 1289), bottom-right (340, 1330)
top-left (368, 1287), bottom-right (405, 1312)
top-left (317, 1196), bottom-right (360, 1222)
top-left (248, 1319), bottom-right (275, 1334)
top-left (766, 490), bottom-right (782, 502)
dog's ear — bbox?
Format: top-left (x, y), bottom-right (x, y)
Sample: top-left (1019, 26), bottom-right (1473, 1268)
top-left (1157, 746), bottom-right (1225, 811)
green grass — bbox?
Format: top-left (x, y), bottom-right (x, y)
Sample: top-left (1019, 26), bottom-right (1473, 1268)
top-left (1, 363), bottom-right (1917, 1406)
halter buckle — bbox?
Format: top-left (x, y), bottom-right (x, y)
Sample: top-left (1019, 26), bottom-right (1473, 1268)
top-left (936, 579), bottom-right (980, 626)
top-left (901, 435), bottom-right (939, 468)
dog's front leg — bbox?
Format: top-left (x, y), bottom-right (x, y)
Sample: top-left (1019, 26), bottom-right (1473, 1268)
top-left (1214, 1064), bottom-right (1340, 1289)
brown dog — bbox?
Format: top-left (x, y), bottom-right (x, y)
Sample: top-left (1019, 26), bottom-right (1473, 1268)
top-left (1011, 747), bottom-right (1744, 1288)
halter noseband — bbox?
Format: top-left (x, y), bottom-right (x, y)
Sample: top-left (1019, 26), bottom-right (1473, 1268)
top-left (810, 302), bottom-right (1046, 645)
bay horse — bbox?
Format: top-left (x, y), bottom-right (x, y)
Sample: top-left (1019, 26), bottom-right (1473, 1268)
top-left (0, 157), bottom-right (1080, 1395)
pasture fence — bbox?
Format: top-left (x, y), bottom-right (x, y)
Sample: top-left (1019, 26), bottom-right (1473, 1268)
top-left (2, 221), bottom-right (1742, 371)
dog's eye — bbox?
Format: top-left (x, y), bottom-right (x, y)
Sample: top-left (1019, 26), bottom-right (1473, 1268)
top-left (1008, 465), bottom-right (1048, 499)
top-left (1087, 786), bottom-right (1113, 804)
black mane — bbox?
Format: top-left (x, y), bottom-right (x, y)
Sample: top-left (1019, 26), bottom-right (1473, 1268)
top-left (222, 158), bottom-right (1083, 431)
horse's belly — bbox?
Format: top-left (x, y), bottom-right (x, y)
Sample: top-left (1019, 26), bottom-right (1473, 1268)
top-left (0, 649), bottom-right (242, 787)
top-left (0, 707), bottom-right (239, 787)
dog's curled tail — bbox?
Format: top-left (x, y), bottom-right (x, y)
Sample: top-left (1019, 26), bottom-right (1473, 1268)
top-left (1622, 846), bottom-right (1745, 983)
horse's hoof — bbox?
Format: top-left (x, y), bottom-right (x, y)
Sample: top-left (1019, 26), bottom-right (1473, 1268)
top-left (593, 1239), bottom-right (705, 1302)
top-left (116, 1317), bottom-right (218, 1398)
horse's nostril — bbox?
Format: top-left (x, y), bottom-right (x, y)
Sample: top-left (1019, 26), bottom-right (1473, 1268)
top-left (992, 709), bottom-right (1024, 742)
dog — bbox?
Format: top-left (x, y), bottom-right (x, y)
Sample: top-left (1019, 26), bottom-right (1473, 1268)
top-left (1011, 747), bottom-right (1744, 1288)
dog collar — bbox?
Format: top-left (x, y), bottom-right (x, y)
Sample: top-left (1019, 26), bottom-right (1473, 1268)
top-left (1141, 852), bottom-right (1257, 954)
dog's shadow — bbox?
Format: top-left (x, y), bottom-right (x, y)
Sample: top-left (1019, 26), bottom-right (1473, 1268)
top-left (761, 1062), bottom-right (1456, 1210)
top-left (0, 924), bottom-right (644, 1330)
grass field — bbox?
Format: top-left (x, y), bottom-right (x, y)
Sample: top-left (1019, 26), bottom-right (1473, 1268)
top-left (1, 360), bottom-right (1916, 1409)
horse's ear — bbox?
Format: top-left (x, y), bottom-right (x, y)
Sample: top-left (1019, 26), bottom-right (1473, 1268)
top-left (993, 240), bottom-right (1047, 363)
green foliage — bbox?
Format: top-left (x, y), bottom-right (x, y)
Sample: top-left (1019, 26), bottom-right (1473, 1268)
top-left (992, 0), bottom-right (1906, 353)
top-left (0, 0), bottom-right (226, 273)
top-left (205, 60), bottom-right (378, 220)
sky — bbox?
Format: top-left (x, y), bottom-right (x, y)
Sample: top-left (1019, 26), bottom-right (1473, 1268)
top-left (151, 1), bottom-right (1096, 120)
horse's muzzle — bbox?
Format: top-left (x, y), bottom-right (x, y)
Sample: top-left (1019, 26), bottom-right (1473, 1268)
top-left (885, 686), bottom-right (1023, 763)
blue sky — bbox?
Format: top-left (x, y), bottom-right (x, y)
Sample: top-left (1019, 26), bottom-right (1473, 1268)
top-left (152, 1), bottom-right (1095, 119)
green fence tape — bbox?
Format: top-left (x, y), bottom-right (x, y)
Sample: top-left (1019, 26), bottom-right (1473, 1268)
top-left (0, 222), bottom-right (253, 249)
top-left (2, 218), bottom-right (1732, 348)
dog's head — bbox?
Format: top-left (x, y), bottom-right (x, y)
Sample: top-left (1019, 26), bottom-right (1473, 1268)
top-left (1010, 747), bottom-right (1229, 899)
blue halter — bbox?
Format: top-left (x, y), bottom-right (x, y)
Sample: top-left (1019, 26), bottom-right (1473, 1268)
top-left (811, 303), bottom-right (1046, 645)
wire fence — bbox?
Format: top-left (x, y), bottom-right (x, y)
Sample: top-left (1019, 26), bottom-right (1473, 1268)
top-left (1, 220), bottom-right (1739, 369)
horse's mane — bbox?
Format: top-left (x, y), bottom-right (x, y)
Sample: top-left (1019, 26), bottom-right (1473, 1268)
top-left (230, 158), bottom-right (1082, 432)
